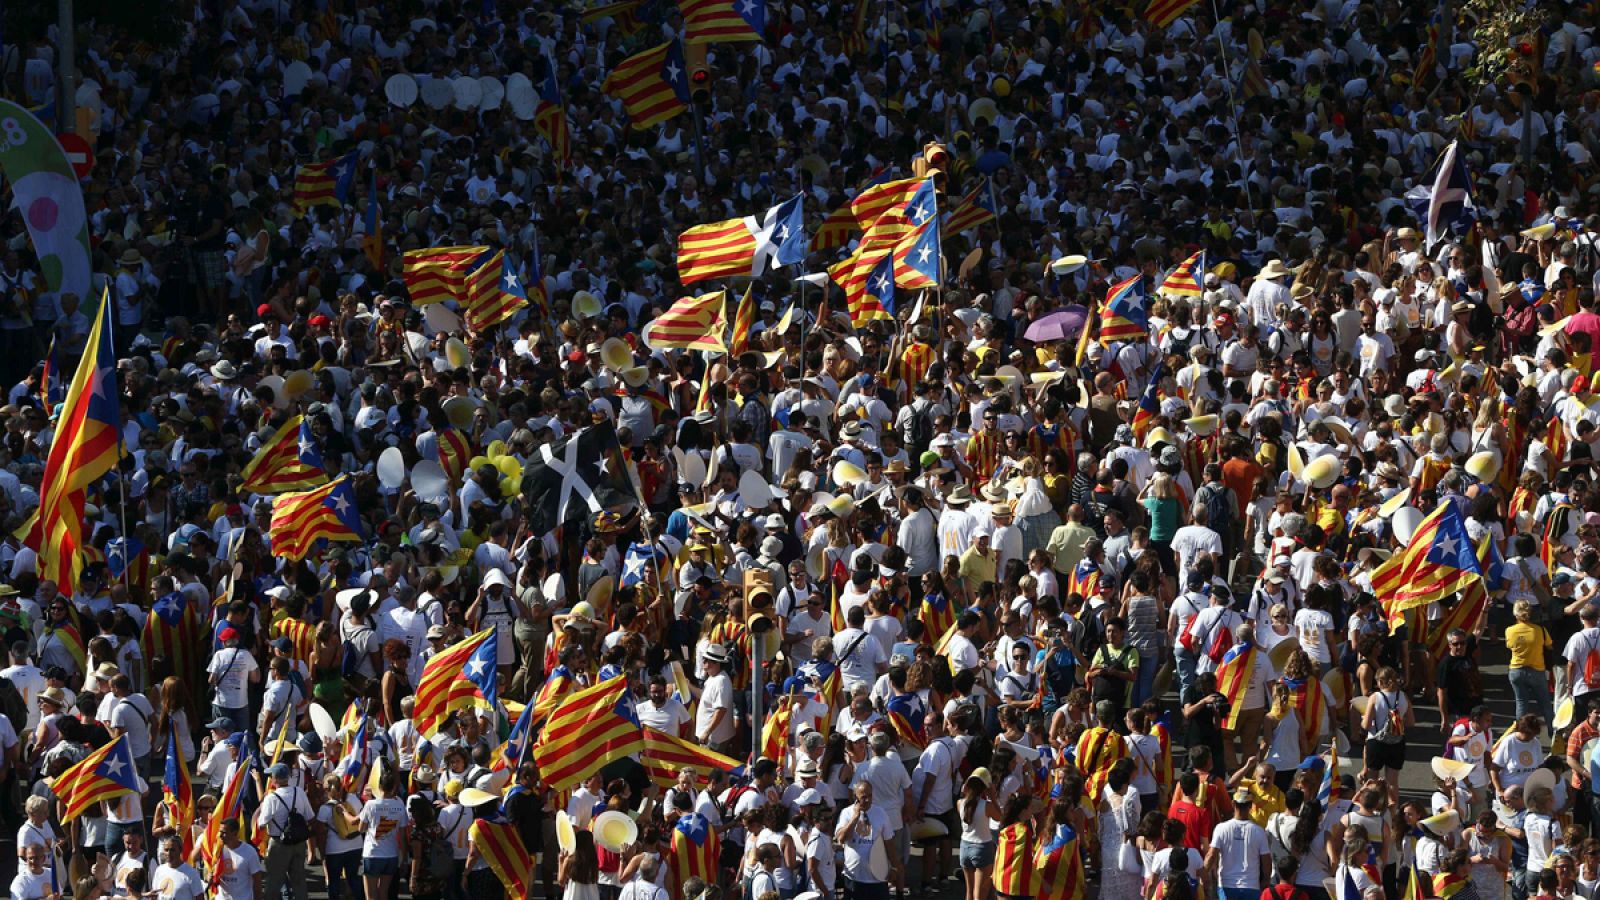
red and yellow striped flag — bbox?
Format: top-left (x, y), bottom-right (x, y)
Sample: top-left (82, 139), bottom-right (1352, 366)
top-left (1214, 642), bottom-right (1257, 730)
top-left (269, 477), bottom-right (365, 561)
top-left (678, 0), bottom-right (764, 44)
top-left (402, 246), bottom-right (487, 306)
top-left (1145, 0), bottom-right (1200, 27)
top-left (993, 823), bottom-right (1041, 898)
top-left (643, 291), bottom-right (730, 352)
top-left (849, 177), bottom-right (922, 229)
top-left (274, 617), bottom-right (317, 665)
top-left (601, 42), bottom-right (690, 130)
top-left (677, 219), bottom-right (758, 285)
top-left (461, 250), bottom-right (527, 331)
top-left (728, 285), bottom-right (756, 356)
top-left (469, 820), bottom-right (534, 898)
top-left (54, 735), bottom-right (141, 822)
top-left (413, 628), bottom-right (494, 735)
top-left (292, 151), bottom-right (358, 214)
top-left (640, 726), bottom-right (744, 788)
top-left (532, 676), bottom-right (646, 790)
top-left (239, 415), bottom-right (327, 495)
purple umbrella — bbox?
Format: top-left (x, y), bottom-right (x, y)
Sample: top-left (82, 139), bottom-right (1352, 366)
top-left (1022, 306), bottom-right (1088, 343)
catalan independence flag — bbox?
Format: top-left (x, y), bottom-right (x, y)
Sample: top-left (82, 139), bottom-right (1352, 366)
top-left (1159, 249), bottom-right (1206, 298)
top-left (850, 177), bottom-right (922, 230)
top-left (435, 427), bottom-right (472, 482)
top-left (1066, 558), bottom-right (1103, 601)
top-left (677, 218), bottom-right (760, 285)
top-left (640, 726), bottom-right (743, 788)
top-left (194, 742), bottom-right (251, 873)
top-left (530, 663), bottom-right (580, 725)
top-left (1130, 361), bottom-right (1166, 444)
top-left (53, 734), bottom-right (141, 822)
top-left (534, 62), bottom-right (572, 167)
top-left (1098, 275), bottom-right (1150, 344)
top-left (1370, 502), bottom-right (1483, 613)
top-left (1423, 559), bottom-right (1492, 660)
top-left (239, 415), bottom-right (327, 494)
top-left (670, 813), bottom-right (720, 888)
top-left (403, 246), bottom-right (488, 306)
top-left (470, 820), bottom-right (535, 899)
top-left (943, 177), bottom-right (999, 236)
top-left (678, 0), bottom-right (765, 44)
top-left (142, 590), bottom-right (202, 688)
top-left (1284, 676), bottom-right (1327, 757)
top-left (602, 42), bottom-right (690, 130)
top-left (1214, 640), bottom-right (1257, 730)
top-left (532, 675), bottom-right (646, 791)
top-left (885, 691), bottom-right (928, 750)
top-left (642, 291), bottom-right (729, 352)
top-left (1145, 0), bottom-right (1200, 28)
top-left (268, 476), bottom-right (365, 561)
top-left (1034, 823), bottom-right (1086, 900)
top-left (22, 288), bottom-right (121, 594)
top-left (1431, 868), bottom-right (1468, 899)
top-left (274, 616), bottom-right (317, 665)
top-left (293, 150), bottom-right (359, 214)
top-left (760, 693), bottom-right (797, 762)
top-left (462, 250), bottom-right (529, 332)
top-left (162, 729), bottom-right (195, 857)
top-left (895, 181), bottom-right (942, 289)
top-left (1546, 416), bottom-right (1569, 467)
top-left (917, 591), bottom-right (955, 646)
top-left (412, 628), bottom-right (495, 735)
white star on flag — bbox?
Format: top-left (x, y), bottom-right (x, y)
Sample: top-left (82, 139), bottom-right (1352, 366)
top-left (624, 553), bottom-right (647, 581)
top-left (504, 273), bottom-right (520, 290)
top-left (1433, 534), bottom-right (1457, 558)
top-left (872, 274), bottom-right (890, 293)
top-left (916, 245), bottom-right (932, 263)
top-left (332, 493), bottom-right (351, 514)
top-left (665, 63), bottom-right (682, 83)
top-left (102, 755), bottom-right (125, 779)
top-left (465, 659), bottom-right (487, 677)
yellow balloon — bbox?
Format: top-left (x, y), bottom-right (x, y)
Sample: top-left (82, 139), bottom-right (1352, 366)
top-left (497, 457), bottom-right (522, 479)
top-left (469, 456), bottom-right (491, 472)
top-left (500, 476), bottom-right (518, 496)
top-left (486, 440), bottom-right (508, 459)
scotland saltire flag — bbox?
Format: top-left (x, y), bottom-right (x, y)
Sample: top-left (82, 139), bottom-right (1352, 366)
top-left (1405, 140), bottom-right (1475, 246)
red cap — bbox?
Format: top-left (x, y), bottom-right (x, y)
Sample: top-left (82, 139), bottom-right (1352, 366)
top-left (1214, 312), bottom-right (1235, 326)
top-left (256, 304), bottom-right (273, 317)
top-left (308, 314), bottom-right (331, 327)
top-left (219, 627), bottom-right (240, 642)
top-left (567, 350), bottom-right (586, 364)
top-left (1578, 375), bottom-right (1590, 394)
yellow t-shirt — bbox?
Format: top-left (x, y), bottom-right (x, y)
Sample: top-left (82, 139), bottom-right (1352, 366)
top-left (959, 546), bottom-right (997, 595)
top-left (1505, 622), bottom-right (1551, 671)
top-left (1241, 778), bottom-right (1286, 827)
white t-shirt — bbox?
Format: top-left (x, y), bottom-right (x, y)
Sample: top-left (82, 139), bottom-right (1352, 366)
top-left (0, 665), bottom-right (46, 730)
top-left (1526, 811), bottom-right (1561, 873)
top-left (695, 673), bottom-right (736, 745)
top-left (1565, 627), bottom-right (1600, 696)
top-left (1492, 734), bottom-right (1545, 789)
top-left (149, 863), bottom-right (206, 900)
top-left (359, 797), bottom-right (408, 858)
top-left (1209, 818), bottom-right (1271, 889)
top-left (213, 844), bottom-right (263, 900)
top-left (636, 697), bottom-right (691, 735)
top-left (913, 738), bottom-right (956, 815)
top-left (839, 804), bottom-right (890, 883)
top-left (833, 628), bottom-right (886, 688)
top-left (1293, 608), bottom-right (1336, 664)
top-left (317, 799), bottom-right (365, 856)
top-left (207, 649), bottom-right (258, 708)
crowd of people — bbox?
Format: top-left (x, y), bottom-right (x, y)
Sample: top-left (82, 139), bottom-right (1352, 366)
top-left (1, 1), bottom-right (1599, 900)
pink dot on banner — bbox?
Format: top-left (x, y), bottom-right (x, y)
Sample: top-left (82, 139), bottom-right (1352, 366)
top-left (27, 197), bottom-right (58, 232)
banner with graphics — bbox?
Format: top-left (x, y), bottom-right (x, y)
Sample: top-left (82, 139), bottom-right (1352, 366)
top-left (0, 100), bottom-right (92, 304)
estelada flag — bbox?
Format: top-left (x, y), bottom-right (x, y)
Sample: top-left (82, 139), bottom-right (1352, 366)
top-left (532, 675), bottom-right (646, 791)
top-left (678, 0), bottom-right (765, 44)
top-left (601, 41), bottom-right (690, 130)
top-left (1214, 640), bottom-right (1257, 730)
top-left (268, 476), bottom-right (365, 561)
top-left (992, 822), bottom-right (1040, 898)
top-left (402, 246), bottom-right (487, 306)
top-left (293, 150), bottom-right (358, 214)
top-left (239, 415), bottom-right (327, 494)
top-left (642, 291), bottom-right (730, 352)
top-left (54, 734), bottom-right (141, 822)
top-left (469, 820), bottom-right (534, 899)
top-left (1371, 502), bottom-right (1482, 612)
top-left (142, 590), bottom-right (202, 687)
top-left (162, 729), bottom-right (195, 857)
top-left (640, 726), bottom-right (744, 788)
top-left (413, 628), bottom-right (494, 735)
top-left (1034, 821), bottom-right (1086, 900)
top-left (669, 813), bottom-right (720, 888)
top-left (1159, 249), bottom-right (1206, 297)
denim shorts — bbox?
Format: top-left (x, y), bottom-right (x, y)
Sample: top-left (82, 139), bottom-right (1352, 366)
top-left (362, 856), bottom-right (400, 876)
top-left (959, 839), bottom-right (996, 869)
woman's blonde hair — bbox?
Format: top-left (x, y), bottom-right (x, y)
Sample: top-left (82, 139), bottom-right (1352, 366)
top-left (1514, 600), bottom-right (1535, 622)
top-left (1148, 473), bottom-right (1176, 500)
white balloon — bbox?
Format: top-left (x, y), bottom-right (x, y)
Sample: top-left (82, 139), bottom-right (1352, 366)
top-left (283, 61), bottom-right (312, 97)
top-left (1392, 506), bottom-right (1425, 545)
top-left (412, 460), bottom-right (449, 502)
top-left (385, 74), bottom-right (419, 107)
top-left (378, 447), bottom-right (407, 489)
top-left (452, 76), bottom-right (482, 110)
top-left (478, 76), bottom-right (505, 110)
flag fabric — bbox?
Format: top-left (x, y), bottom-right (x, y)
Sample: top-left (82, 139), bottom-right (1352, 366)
top-left (1414, 2), bottom-right (1447, 85)
top-left (849, 177), bottom-right (921, 228)
top-left (531, 665), bottom-right (579, 725)
top-left (434, 427), bottom-right (473, 482)
top-left (519, 419), bottom-right (637, 537)
top-left (269, 476), bottom-right (365, 561)
top-left (1284, 677), bottom-right (1327, 757)
top-left (413, 628), bottom-right (495, 735)
top-left (840, 0), bottom-right (870, 55)
top-left (1371, 502), bottom-right (1483, 612)
top-left (1424, 578), bottom-right (1490, 660)
top-left (361, 169), bottom-right (382, 271)
top-left (402, 246), bottom-right (489, 306)
top-left (194, 742), bottom-right (251, 873)
top-left (676, 195), bottom-right (806, 285)
top-left (1074, 725), bottom-right (1128, 802)
top-left (943, 177), bottom-right (999, 236)
top-left (293, 150), bottom-right (359, 213)
top-left (490, 700), bottom-right (533, 772)
top-left (461, 250), bottom-right (530, 332)
top-left (669, 813), bottom-right (720, 888)
top-left (621, 542), bottom-right (667, 589)
top-left (896, 217), bottom-right (942, 290)
top-left (602, 42), bottom-right (690, 130)
top-left (1546, 416), bottom-right (1569, 466)
top-left (760, 693), bottom-right (797, 762)
top-left (1034, 822), bottom-right (1086, 900)
top-left (1421, 140), bottom-right (1475, 247)
top-left (462, 631), bottom-right (500, 710)
top-left (1214, 642), bottom-right (1257, 730)
top-left (830, 244), bottom-right (893, 328)
top-left (1318, 750), bottom-right (1339, 804)
top-left (41, 621), bottom-right (85, 674)
top-left (812, 172), bottom-right (893, 250)
top-left (39, 335), bottom-right (61, 414)
top-left (1098, 276), bottom-right (1150, 344)
top-left (53, 735), bottom-right (141, 822)
top-left (729, 285), bottom-right (756, 356)
top-left (105, 537), bottom-right (149, 589)
top-left (864, 253), bottom-right (897, 317)
top-left (336, 705), bottom-right (371, 791)
top-left (534, 63), bottom-right (572, 167)
top-left (916, 592), bottom-right (955, 646)
top-left (469, 820), bottom-right (535, 899)
top-left (531, 675), bottom-right (646, 790)
top-left (885, 691), bottom-right (928, 750)
top-left (992, 823), bottom-right (1040, 897)
top-left (526, 231), bottom-right (551, 322)
top-left (239, 415), bottom-right (328, 494)
top-left (162, 729), bottom-right (195, 857)
top-left (679, 0), bottom-right (765, 43)
top-left (275, 617), bottom-right (317, 665)
top-left (642, 290), bottom-right (730, 352)
top-left (640, 726), bottom-right (743, 787)
top-left (1145, 0), bottom-right (1200, 27)
top-left (142, 590), bottom-right (202, 685)
top-left (1130, 362), bottom-right (1166, 444)
top-left (1159, 249), bottom-right (1206, 298)
top-left (23, 288), bottom-right (121, 594)
top-left (1432, 870), bottom-right (1467, 899)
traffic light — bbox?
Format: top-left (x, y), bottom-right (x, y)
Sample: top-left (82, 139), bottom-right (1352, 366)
top-left (685, 41), bottom-right (711, 103)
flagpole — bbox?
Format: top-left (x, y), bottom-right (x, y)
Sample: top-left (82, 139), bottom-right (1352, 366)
top-left (102, 288), bottom-right (133, 599)
top-left (1206, 0), bottom-right (1255, 212)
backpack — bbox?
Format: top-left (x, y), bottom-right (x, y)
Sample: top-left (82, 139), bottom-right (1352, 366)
top-left (276, 789), bottom-right (311, 845)
top-left (341, 625), bottom-right (371, 680)
top-left (425, 827), bottom-right (454, 880)
top-left (903, 399), bottom-right (936, 460)
top-left (1043, 646), bottom-right (1078, 709)
top-left (1166, 328), bottom-right (1194, 358)
top-left (1196, 481), bottom-right (1235, 533)
top-left (1367, 690), bottom-right (1406, 744)
top-left (1583, 631), bottom-right (1600, 691)
top-left (0, 680), bottom-right (26, 739)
